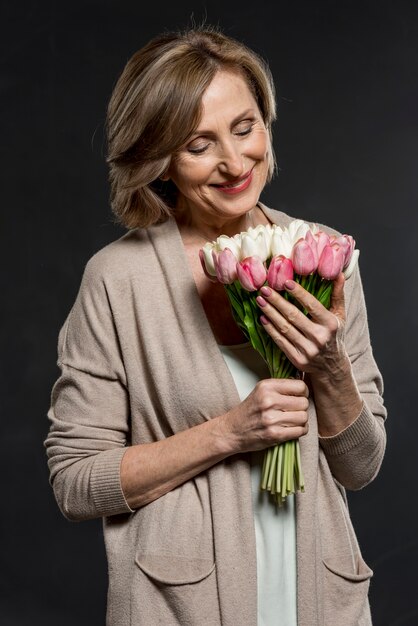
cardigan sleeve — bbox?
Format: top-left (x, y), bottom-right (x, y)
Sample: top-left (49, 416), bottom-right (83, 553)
top-left (318, 263), bottom-right (387, 490)
top-left (45, 256), bottom-right (134, 521)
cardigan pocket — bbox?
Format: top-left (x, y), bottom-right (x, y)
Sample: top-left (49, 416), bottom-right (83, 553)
top-left (132, 553), bottom-right (221, 625)
top-left (322, 556), bottom-right (373, 625)
top-left (135, 553), bottom-right (215, 585)
top-left (128, 478), bottom-right (222, 625)
top-left (323, 556), bottom-right (373, 582)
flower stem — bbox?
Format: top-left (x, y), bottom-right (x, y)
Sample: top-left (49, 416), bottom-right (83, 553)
top-left (225, 280), bottom-right (304, 507)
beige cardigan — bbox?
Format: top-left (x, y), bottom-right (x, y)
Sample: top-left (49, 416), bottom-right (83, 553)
top-left (45, 205), bottom-right (386, 626)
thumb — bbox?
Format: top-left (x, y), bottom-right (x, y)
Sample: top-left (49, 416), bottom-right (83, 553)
top-left (330, 273), bottom-right (346, 322)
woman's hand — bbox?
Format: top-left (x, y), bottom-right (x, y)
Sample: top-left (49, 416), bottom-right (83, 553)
top-left (220, 378), bottom-right (310, 454)
top-left (120, 378), bottom-right (309, 509)
top-left (255, 274), bottom-right (347, 379)
top-left (254, 273), bottom-right (363, 436)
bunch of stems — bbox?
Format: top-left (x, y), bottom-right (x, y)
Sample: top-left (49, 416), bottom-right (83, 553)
top-left (225, 274), bottom-right (333, 506)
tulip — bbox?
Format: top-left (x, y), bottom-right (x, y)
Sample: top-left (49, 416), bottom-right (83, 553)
top-left (199, 243), bottom-right (217, 278)
top-left (241, 225), bottom-right (272, 262)
top-left (271, 220), bottom-right (316, 258)
top-left (212, 248), bottom-right (238, 284)
top-left (317, 244), bottom-right (345, 280)
top-left (271, 225), bottom-right (291, 258)
top-left (343, 249), bottom-right (360, 279)
top-left (216, 233), bottom-right (242, 259)
top-left (338, 234), bottom-right (356, 268)
top-left (267, 256), bottom-right (294, 291)
top-left (305, 230), bottom-right (319, 266)
top-left (292, 238), bottom-right (318, 275)
top-left (236, 256), bottom-right (267, 291)
top-left (287, 219), bottom-right (313, 245)
top-left (314, 231), bottom-right (330, 259)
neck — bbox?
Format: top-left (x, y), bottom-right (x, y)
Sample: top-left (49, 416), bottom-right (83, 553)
top-left (176, 206), bottom-right (260, 244)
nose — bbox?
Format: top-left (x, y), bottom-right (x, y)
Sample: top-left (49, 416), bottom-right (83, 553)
top-left (217, 139), bottom-right (245, 178)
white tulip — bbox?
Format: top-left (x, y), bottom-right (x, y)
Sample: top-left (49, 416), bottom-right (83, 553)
top-left (241, 225), bottom-right (272, 261)
top-left (287, 219), bottom-right (311, 244)
top-left (271, 225), bottom-right (291, 257)
top-left (201, 242), bottom-right (217, 276)
top-left (343, 249), bottom-right (360, 279)
top-left (216, 234), bottom-right (242, 259)
top-left (271, 220), bottom-right (316, 258)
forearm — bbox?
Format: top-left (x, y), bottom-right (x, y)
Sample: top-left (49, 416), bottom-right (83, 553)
top-left (121, 415), bottom-right (232, 509)
top-left (121, 377), bottom-right (311, 509)
top-left (308, 354), bottom-right (363, 437)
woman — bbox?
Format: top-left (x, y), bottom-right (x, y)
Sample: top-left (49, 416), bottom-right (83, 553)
top-left (45, 28), bottom-right (386, 626)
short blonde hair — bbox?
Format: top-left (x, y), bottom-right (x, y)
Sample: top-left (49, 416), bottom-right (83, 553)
top-left (106, 27), bottom-right (277, 229)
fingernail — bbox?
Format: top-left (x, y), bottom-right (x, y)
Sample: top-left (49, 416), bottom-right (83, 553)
top-left (260, 286), bottom-right (272, 297)
top-left (256, 296), bottom-right (267, 307)
top-left (260, 315), bottom-right (269, 325)
top-left (284, 280), bottom-right (296, 290)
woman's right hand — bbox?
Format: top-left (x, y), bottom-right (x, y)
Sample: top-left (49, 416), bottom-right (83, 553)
top-left (119, 379), bottom-right (309, 510)
top-left (220, 378), bottom-right (310, 455)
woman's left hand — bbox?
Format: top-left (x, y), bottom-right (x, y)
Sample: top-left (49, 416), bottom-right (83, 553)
top-left (256, 273), bottom-right (347, 379)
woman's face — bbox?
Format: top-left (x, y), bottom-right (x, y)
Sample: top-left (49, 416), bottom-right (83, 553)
top-left (167, 70), bottom-right (271, 226)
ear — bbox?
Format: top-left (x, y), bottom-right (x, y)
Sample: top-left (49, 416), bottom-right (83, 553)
top-left (159, 155), bottom-right (173, 182)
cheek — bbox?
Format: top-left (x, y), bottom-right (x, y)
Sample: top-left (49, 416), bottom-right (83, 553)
top-left (171, 159), bottom-right (213, 191)
top-left (249, 130), bottom-right (270, 161)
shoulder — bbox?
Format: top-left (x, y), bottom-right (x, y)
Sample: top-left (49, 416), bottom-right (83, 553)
top-left (82, 228), bottom-right (149, 284)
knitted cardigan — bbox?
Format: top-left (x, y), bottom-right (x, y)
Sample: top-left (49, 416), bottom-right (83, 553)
top-left (45, 205), bottom-right (387, 626)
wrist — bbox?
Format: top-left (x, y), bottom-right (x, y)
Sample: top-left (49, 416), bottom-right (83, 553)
top-left (310, 352), bottom-right (352, 386)
top-left (213, 411), bottom-right (242, 457)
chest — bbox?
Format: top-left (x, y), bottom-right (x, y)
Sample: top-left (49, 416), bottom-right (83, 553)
top-left (183, 243), bottom-right (247, 346)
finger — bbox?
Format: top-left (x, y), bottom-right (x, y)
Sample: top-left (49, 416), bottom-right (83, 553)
top-left (330, 273), bottom-right (346, 322)
top-left (260, 315), bottom-right (311, 370)
top-left (262, 407), bottom-right (308, 427)
top-left (260, 283), bottom-right (329, 329)
top-left (269, 423), bottom-right (309, 444)
top-left (260, 378), bottom-right (309, 398)
top-left (272, 395), bottom-right (310, 412)
top-left (282, 280), bottom-right (332, 325)
top-left (256, 296), bottom-right (310, 343)
top-left (257, 290), bottom-right (315, 339)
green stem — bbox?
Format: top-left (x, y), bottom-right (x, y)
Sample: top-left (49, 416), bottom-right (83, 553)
top-left (223, 279), bottom-right (306, 506)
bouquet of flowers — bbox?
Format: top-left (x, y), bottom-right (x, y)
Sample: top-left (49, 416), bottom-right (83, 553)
top-left (199, 219), bottom-right (359, 505)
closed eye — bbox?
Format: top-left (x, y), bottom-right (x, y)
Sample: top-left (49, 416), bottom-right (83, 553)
top-left (235, 124), bottom-right (253, 137)
top-left (187, 142), bottom-right (210, 155)
top-left (186, 119), bottom-right (256, 154)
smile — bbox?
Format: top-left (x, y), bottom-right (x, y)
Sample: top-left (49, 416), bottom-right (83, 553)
top-left (212, 169), bottom-right (254, 195)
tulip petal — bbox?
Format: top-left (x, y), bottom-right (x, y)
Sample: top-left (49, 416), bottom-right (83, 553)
top-left (267, 256), bottom-right (294, 290)
top-left (237, 256), bottom-right (267, 291)
top-left (343, 249), bottom-right (360, 279)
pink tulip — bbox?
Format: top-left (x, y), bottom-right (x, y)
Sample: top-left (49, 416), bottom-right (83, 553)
top-left (292, 238), bottom-right (318, 275)
top-left (212, 248), bottom-right (238, 284)
top-left (337, 235), bottom-right (356, 268)
top-left (317, 244), bottom-right (345, 280)
top-left (314, 231), bottom-right (330, 259)
top-left (305, 231), bottom-right (319, 266)
top-left (267, 255), bottom-right (294, 291)
top-left (236, 256), bottom-right (267, 291)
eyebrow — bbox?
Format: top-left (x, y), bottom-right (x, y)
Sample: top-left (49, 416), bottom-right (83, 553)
top-left (189, 109), bottom-right (256, 138)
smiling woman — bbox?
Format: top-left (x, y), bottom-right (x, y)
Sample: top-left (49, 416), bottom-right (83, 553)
top-left (45, 26), bottom-right (386, 626)
top-left (168, 71), bottom-right (270, 230)
top-left (105, 29), bottom-right (276, 231)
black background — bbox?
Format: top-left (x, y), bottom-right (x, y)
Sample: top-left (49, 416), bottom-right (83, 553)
top-left (1, 1), bottom-right (417, 624)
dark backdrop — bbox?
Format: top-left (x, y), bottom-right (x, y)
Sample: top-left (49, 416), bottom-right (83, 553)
top-left (1, 1), bottom-right (417, 624)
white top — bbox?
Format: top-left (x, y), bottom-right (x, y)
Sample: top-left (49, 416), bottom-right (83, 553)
top-left (219, 342), bottom-right (297, 626)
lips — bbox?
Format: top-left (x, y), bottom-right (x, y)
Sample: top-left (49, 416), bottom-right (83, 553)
top-left (211, 168), bottom-right (254, 195)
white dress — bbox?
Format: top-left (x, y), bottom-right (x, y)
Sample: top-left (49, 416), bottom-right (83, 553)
top-left (219, 342), bottom-right (298, 626)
